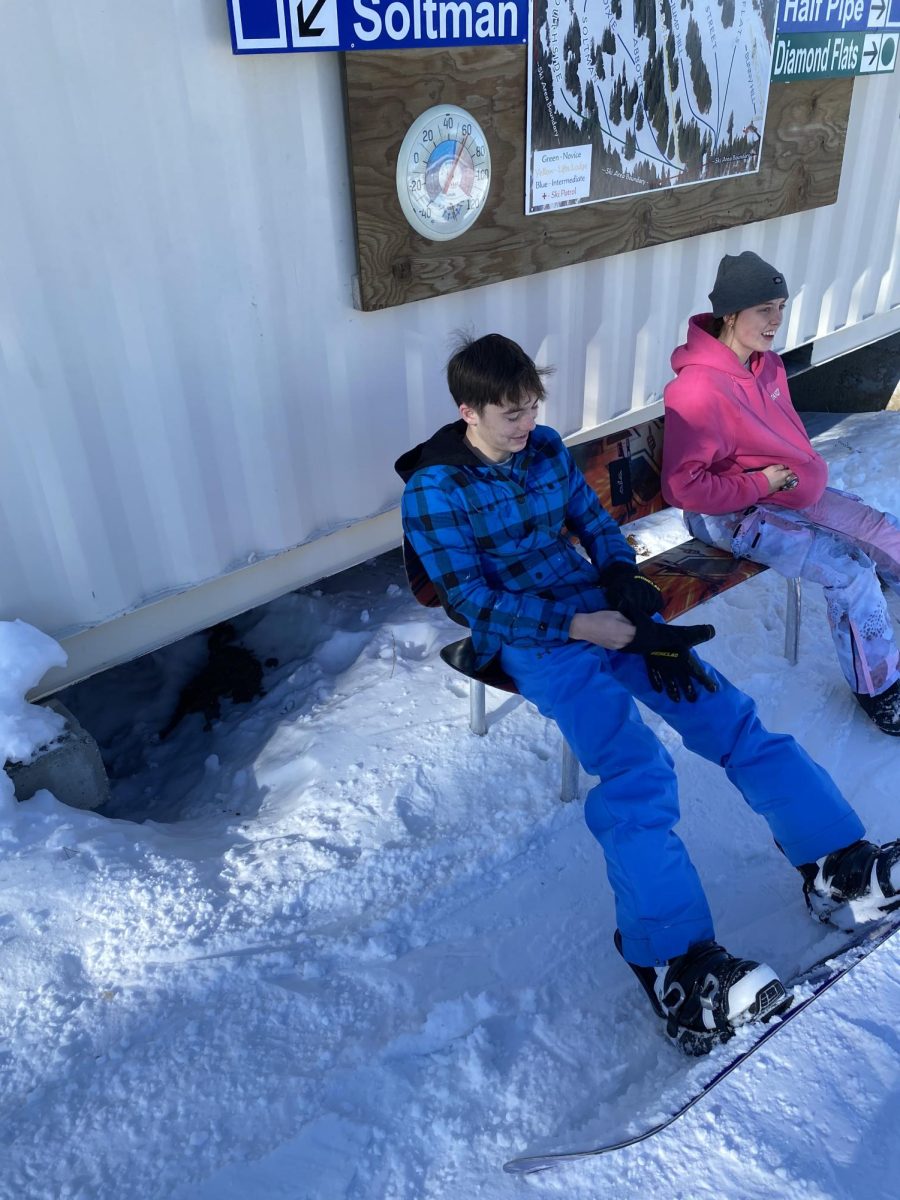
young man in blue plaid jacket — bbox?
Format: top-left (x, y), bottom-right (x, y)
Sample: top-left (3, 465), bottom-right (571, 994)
top-left (395, 332), bottom-right (900, 1054)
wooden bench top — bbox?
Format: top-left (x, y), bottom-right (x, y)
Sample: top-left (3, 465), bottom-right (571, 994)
top-left (569, 416), bottom-right (766, 622)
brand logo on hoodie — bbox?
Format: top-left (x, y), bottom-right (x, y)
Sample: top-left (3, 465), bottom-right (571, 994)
top-left (770, 388), bottom-right (781, 400)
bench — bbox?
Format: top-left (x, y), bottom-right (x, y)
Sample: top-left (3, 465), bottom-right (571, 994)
top-left (403, 414), bottom-right (801, 802)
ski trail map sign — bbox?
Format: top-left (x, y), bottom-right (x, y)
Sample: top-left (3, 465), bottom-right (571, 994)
top-left (527, 0), bottom-right (778, 213)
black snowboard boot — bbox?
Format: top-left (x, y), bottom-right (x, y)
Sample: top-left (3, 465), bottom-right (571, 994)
top-left (801, 839), bottom-right (900, 929)
top-left (856, 680), bottom-right (900, 735)
top-left (615, 932), bottom-right (790, 1056)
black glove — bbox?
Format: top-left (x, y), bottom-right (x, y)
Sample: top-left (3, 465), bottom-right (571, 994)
top-left (599, 562), bottom-right (665, 618)
top-left (619, 615), bottom-right (718, 703)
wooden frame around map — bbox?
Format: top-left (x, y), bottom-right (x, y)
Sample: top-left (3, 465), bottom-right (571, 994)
top-left (342, 46), bottom-right (853, 311)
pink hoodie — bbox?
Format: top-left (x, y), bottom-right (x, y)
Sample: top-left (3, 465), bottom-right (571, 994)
top-left (661, 314), bottom-right (828, 515)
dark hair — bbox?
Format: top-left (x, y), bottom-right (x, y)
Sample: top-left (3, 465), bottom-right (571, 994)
top-left (446, 332), bottom-right (551, 413)
top-left (708, 316), bottom-right (726, 337)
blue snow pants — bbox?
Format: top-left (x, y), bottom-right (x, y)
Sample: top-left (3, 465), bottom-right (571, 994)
top-left (500, 637), bottom-right (864, 967)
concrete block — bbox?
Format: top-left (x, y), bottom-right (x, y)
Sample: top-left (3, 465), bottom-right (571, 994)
top-left (7, 700), bottom-right (109, 811)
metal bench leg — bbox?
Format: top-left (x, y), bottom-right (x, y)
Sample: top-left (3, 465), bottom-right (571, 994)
top-left (469, 679), bottom-right (487, 735)
top-left (560, 738), bottom-right (579, 803)
top-left (784, 576), bottom-right (801, 665)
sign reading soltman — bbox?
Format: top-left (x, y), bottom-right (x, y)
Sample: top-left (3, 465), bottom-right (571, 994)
top-left (228, 0), bottom-right (527, 52)
top-left (526, 0), bottom-right (777, 213)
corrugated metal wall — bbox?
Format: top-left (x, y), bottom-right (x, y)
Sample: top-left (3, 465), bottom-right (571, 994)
top-left (1, 1), bottom-right (898, 677)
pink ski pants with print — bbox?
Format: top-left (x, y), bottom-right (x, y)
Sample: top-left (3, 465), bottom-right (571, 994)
top-left (686, 488), bottom-right (900, 697)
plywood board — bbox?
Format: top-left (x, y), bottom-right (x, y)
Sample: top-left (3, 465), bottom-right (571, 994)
top-left (342, 47), bottom-right (853, 312)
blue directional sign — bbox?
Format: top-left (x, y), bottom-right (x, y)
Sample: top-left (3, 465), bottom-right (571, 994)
top-left (778, 0), bottom-right (891, 33)
top-left (774, 0), bottom-right (899, 78)
top-left (227, 0), bottom-right (528, 53)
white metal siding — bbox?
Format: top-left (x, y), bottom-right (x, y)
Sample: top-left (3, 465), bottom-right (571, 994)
top-left (1, 2), bottom-right (898, 684)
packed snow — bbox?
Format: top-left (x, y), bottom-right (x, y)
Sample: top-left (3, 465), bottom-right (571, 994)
top-left (2, 411), bottom-right (900, 1200)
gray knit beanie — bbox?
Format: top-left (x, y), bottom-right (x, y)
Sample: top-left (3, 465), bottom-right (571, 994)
top-left (708, 251), bottom-right (789, 317)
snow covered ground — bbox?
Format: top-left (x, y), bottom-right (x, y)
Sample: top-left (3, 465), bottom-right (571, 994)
top-left (2, 411), bottom-right (900, 1200)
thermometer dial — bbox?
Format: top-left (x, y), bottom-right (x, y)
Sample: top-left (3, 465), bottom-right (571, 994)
top-left (396, 105), bottom-right (491, 242)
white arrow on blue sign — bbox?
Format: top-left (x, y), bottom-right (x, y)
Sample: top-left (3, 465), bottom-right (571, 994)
top-left (227, 0), bottom-right (527, 53)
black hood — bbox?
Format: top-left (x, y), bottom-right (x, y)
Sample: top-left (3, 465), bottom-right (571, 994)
top-left (394, 420), bottom-right (483, 483)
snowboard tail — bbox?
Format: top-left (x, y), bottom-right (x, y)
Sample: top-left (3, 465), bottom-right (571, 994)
top-left (503, 914), bottom-right (900, 1176)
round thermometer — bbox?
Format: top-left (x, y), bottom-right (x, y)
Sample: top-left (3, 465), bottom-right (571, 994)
top-left (396, 105), bottom-right (491, 242)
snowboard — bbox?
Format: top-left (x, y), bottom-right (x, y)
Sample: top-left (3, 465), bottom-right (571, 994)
top-left (503, 914), bottom-right (900, 1176)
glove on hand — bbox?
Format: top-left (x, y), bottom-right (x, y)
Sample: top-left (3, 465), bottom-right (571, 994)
top-left (599, 562), bottom-right (664, 618)
top-left (619, 615), bottom-right (718, 703)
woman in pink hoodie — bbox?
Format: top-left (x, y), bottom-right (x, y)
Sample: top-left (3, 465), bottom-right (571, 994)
top-left (662, 251), bottom-right (900, 735)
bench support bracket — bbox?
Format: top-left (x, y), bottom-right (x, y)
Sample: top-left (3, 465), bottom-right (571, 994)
top-left (560, 740), bottom-right (580, 803)
top-left (784, 577), bottom-right (802, 665)
top-left (469, 679), bottom-right (487, 736)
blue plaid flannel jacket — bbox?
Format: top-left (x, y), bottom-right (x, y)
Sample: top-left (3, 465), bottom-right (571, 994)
top-left (396, 421), bottom-right (635, 666)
